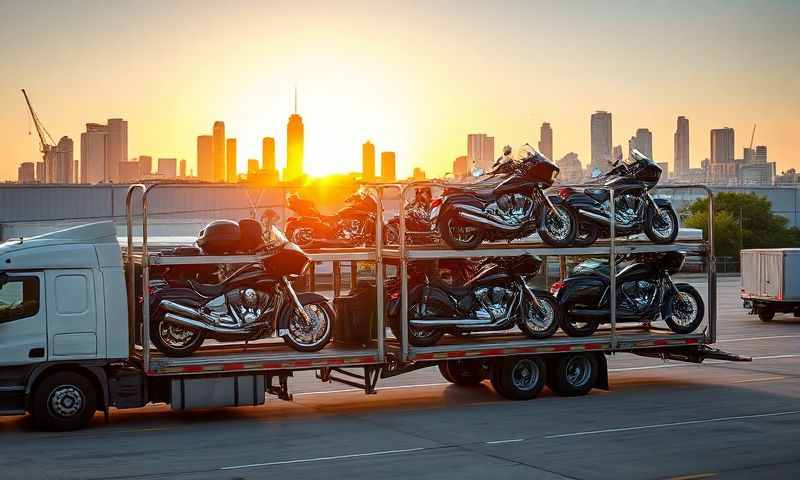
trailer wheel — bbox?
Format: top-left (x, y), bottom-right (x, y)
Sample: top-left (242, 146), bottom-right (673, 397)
top-left (490, 356), bottom-right (546, 400)
top-left (441, 360), bottom-right (484, 386)
top-left (758, 306), bottom-right (775, 322)
top-left (551, 353), bottom-right (598, 397)
top-left (32, 371), bottom-right (97, 431)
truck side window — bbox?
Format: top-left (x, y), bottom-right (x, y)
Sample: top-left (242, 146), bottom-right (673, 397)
top-left (0, 276), bottom-right (40, 323)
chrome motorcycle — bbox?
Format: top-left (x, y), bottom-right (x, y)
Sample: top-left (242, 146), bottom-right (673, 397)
top-left (149, 217), bottom-right (333, 356)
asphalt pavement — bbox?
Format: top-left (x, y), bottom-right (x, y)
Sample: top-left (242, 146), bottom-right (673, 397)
top-left (1, 276), bottom-right (799, 479)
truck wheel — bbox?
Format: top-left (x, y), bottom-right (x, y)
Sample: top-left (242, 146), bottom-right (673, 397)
top-left (758, 306), bottom-right (775, 322)
top-left (551, 353), bottom-right (598, 397)
top-left (32, 371), bottom-right (97, 431)
top-left (491, 356), bottom-right (546, 401)
top-left (441, 360), bottom-right (484, 386)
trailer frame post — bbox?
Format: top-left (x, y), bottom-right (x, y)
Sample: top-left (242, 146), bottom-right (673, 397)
top-left (125, 184), bottom-right (146, 357)
top-left (332, 260), bottom-right (341, 298)
top-left (706, 187), bottom-right (716, 343)
top-left (399, 184), bottom-right (410, 362)
top-left (609, 187), bottom-right (617, 351)
top-left (374, 185), bottom-right (385, 363)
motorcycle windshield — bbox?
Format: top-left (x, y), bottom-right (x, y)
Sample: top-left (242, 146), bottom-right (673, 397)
top-left (269, 225), bottom-right (289, 247)
top-left (573, 258), bottom-right (610, 276)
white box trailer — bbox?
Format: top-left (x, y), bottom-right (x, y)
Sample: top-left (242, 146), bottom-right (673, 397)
top-left (741, 248), bottom-right (800, 321)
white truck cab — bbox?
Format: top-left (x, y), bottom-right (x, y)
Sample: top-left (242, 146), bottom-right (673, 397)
top-left (0, 222), bottom-right (128, 429)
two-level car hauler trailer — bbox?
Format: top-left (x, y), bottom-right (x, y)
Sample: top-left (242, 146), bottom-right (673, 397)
top-left (0, 182), bottom-right (745, 430)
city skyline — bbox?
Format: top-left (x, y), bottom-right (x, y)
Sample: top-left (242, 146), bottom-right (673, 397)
top-left (1, 1), bottom-right (799, 181)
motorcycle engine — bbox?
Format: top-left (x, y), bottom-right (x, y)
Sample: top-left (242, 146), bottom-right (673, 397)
top-left (336, 219), bottom-right (363, 240)
top-left (494, 194), bottom-right (534, 225)
top-left (620, 280), bottom-right (656, 312)
top-left (212, 288), bottom-right (271, 328)
top-left (473, 286), bottom-right (514, 320)
top-left (603, 194), bottom-right (640, 226)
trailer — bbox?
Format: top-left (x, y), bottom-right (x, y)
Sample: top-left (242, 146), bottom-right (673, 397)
top-left (741, 248), bottom-right (800, 321)
top-left (0, 182), bottom-right (745, 431)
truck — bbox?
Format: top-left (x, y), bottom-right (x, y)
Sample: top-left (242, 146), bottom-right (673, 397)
top-left (0, 183), bottom-right (744, 431)
top-left (741, 248), bottom-right (800, 321)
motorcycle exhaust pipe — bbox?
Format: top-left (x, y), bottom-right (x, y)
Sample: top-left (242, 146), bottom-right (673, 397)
top-left (458, 211), bottom-right (519, 231)
top-left (577, 209), bottom-right (612, 224)
top-left (163, 313), bottom-right (249, 334)
top-left (409, 318), bottom-right (493, 326)
top-left (160, 300), bottom-right (204, 320)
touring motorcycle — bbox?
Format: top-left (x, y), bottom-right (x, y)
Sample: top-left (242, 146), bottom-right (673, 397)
top-left (385, 186), bottom-right (438, 245)
top-left (432, 144), bottom-right (575, 249)
top-left (550, 251), bottom-right (704, 337)
top-left (554, 149), bottom-right (679, 246)
top-left (149, 216), bottom-right (334, 356)
top-left (285, 189), bottom-right (398, 248)
top-left (386, 254), bottom-right (560, 346)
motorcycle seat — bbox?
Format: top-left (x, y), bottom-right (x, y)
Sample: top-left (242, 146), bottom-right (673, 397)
top-left (584, 188), bottom-right (609, 203)
top-left (188, 279), bottom-right (228, 298)
top-left (447, 185), bottom-right (497, 201)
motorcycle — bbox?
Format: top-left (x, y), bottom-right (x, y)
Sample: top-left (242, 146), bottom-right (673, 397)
top-left (285, 189), bottom-right (397, 248)
top-left (385, 186), bottom-right (438, 246)
top-left (386, 254), bottom-right (560, 347)
top-left (550, 251), bottom-right (704, 337)
top-left (554, 149), bottom-right (679, 246)
top-left (149, 215), bottom-right (334, 357)
top-left (432, 144), bottom-right (575, 250)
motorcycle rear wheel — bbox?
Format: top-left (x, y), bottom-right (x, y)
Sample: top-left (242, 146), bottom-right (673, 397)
top-left (439, 209), bottom-right (484, 250)
top-left (286, 222), bottom-right (317, 248)
top-left (150, 313), bottom-right (206, 357)
top-left (559, 308), bottom-right (600, 337)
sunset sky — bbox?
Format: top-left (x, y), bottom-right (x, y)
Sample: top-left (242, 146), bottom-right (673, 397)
top-left (1, 0), bottom-right (798, 181)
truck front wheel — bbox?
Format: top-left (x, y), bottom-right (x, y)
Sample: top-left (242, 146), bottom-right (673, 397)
top-left (32, 371), bottom-right (97, 431)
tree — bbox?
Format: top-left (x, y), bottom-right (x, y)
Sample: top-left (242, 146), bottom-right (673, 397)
top-left (683, 192), bottom-right (800, 257)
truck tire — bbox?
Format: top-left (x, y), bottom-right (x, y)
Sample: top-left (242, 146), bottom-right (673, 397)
top-left (490, 356), bottom-right (546, 401)
top-left (758, 306), bottom-right (775, 322)
top-left (32, 371), bottom-right (97, 431)
top-left (550, 353), bottom-right (598, 397)
top-left (441, 360), bottom-right (484, 386)
top-left (438, 363), bottom-right (455, 382)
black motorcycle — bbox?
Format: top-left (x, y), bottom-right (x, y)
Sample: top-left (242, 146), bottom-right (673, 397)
top-left (285, 189), bottom-right (397, 248)
top-left (554, 149), bottom-right (679, 246)
top-left (385, 186), bottom-right (438, 246)
top-left (387, 255), bottom-right (560, 347)
top-left (550, 251), bottom-right (704, 337)
top-left (433, 144), bottom-right (575, 249)
top-left (149, 217), bottom-right (334, 356)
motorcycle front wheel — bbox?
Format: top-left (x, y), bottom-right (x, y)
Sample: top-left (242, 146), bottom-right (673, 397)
top-left (283, 301), bottom-right (334, 352)
top-left (538, 205), bottom-right (577, 246)
top-left (644, 204), bottom-right (679, 244)
top-left (439, 209), bottom-right (484, 250)
top-left (150, 313), bottom-right (206, 357)
top-left (664, 284), bottom-right (704, 334)
top-left (519, 293), bottom-right (560, 339)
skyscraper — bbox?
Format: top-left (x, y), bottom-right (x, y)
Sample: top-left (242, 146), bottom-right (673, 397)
top-left (467, 134), bottom-right (494, 171)
top-left (247, 159), bottom-right (259, 175)
top-left (53, 136), bottom-right (73, 183)
top-left (674, 116), bottom-right (690, 176)
top-left (179, 159), bottom-right (187, 177)
top-left (36, 162), bottom-right (45, 183)
top-left (80, 123), bottom-right (109, 183)
top-left (538, 122), bottom-right (553, 160)
top-left (380, 151), bottom-right (396, 182)
top-left (262, 137), bottom-right (276, 171)
top-left (453, 156), bottom-right (468, 178)
top-left (197, 135), bottom-right (214, 181)
top-left (157, 158), bottom-right (177, 178)
top-left (139, 155), bottom-right (153, 177)
top-left (107, 118), bottom-right (127, 183)
top-left (44, 146), bottom-right (57, 183)
top-left (362, 140), bottom-right (376, 181)
top-left (590, 111), bottom-right (612, 170)
top-left (709, 127), bottom-right (736, 184)
top-left (285, 115), bottom-right (304, 182)
top-left (754, 145), bottom-right (767, 163)
top-left (119, 161), bottom-right (139, 182)
top-left (635, 128), bottom-right (653, 159)
top-left (226, 138), bottom-right (237, 182)
top-left (212, 121), bottom-right (226, 182)
top-left (18, 162), bottom-right (35, 183)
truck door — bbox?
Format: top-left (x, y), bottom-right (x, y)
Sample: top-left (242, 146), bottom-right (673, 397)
top-left (0, 272), bottom-right (47, 366)
top-left (45, 270), bottom-right (98, 360)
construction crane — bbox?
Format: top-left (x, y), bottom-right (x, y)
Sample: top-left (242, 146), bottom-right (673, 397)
top-left (21, 88), bottom-right (56, 182)
top-left (749, 123), bottom-right (757, 150)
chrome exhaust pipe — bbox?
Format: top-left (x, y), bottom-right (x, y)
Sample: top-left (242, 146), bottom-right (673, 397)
top-left (458, 211), bottom-right (519, 231)
top-left (160, 300), bottom-right (203, 320)
top-left (163, 313), bottom-right (249, 334)
top-left (577, 209), bottom-right (611, 224)
top-left (409, 318), bottom-right (493, 327)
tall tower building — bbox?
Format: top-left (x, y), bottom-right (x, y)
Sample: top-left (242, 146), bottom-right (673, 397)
top-left (80, 123), bottom-right (109, 183)
top-left (710, 128), bottom-right (735, 164)
top-left (538, 122), bottom-right (553, 160)
top-left (362, 140), bottom-right (376, 181)
top-left (285, 91), bottom-right (304, 182)
top-left (262, 137), bottom-right (276, 171)
top-left (139, 155), bottom-right (153, 177)
top-left (380, 151), bottom-right (396, 182)
top-left (674, 116), bottom-right (690, 175)
top-left (54, 136), bottom-right (74, 184)
top-left (590, 111), bottom-right (612, 170)
top-left (157, 158), bottom-right (177, 178)
top-left (36, 162), bottom-right (45, 183)
top-left (226, 138), bottom-right (237, 182)
top-left (754, 145), bottom-right (767, 163)
top-left (107, 118), bottom-right (127, 183)
top-left (197, 135), bottom-right (214, 181)
top-left (635, 128), bottom-right (653, 159)
top-left (212, 121), bottom-right (226, 182)
top-left (179, 159), bottom-right (187, 177)
top-left (18, 162), bottom-right (35, 183)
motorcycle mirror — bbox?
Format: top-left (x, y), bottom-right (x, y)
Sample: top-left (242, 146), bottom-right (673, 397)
top-left (591, 168), bottom-right (601, 178)
top-left (471, 166), bottom-right (484, 177)
top-left (262, 209), bottom-right (279, 240)
top-left (502, 145), bottom-right (512, 156)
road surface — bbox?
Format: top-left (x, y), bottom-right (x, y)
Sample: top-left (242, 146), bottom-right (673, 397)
top-left (1, 276), bottom-right (799, 479)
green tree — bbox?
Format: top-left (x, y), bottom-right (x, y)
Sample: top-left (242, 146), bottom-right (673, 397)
top-left (683, 192), bottom-right (800, 257)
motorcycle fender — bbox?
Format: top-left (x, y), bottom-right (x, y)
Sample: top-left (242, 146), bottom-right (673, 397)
top-left (276, 292), bottom-right (330, 332)
top-left (653, 198), bottom-right (673, 209)
top-left (555, 277), bottom-right (607, 307)
top-left (565, 193), bottom-right (603, 211)
top-left (660, 280), bottom-right (680, 321)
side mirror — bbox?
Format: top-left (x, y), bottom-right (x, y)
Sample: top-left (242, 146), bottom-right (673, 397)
top-left (471, 167), bottom-right (484, 177)
top-left (503, 145), bottom-right (512, 156)
top-left (591, 168), bottom-right (601, 178)
top-left (0, 272), bottom-right (7, 287)
top-left (261, 209), bottom-right (280, 241)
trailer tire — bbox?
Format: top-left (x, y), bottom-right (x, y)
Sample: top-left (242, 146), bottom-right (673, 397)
top-left (551, 353), bottom-right (598, 397)
top-left (491, 356), bottom-right (546, 401)
top-left (32, 371), bottom-right (97, 431)
top-left (441, 360), bottom-right (484, 386)
top-left (758, 306), bottom-right (775, 322)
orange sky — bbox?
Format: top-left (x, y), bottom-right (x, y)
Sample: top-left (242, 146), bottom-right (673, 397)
top-left (1, 0), bottom-right (799, 181)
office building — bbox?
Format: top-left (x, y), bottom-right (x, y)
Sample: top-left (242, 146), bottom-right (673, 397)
top-left (158, 158), bottom-right (177, 178)
top-left (412, 167), bottom-right (426, 181)
top-left (467, 134), bottom-right (494, 171)
top-left (247, 159), bottom-right (259, 175)
top-left (612, 145), bottom-right (623, 163)
top-left (212, 121), bottom-right (226, 182)
top-left (52, 136), bottom-right (74, 184)
top-left (590, 111), bottom-right (612, 170)
top-left (285, 112), bottom-right (304, 182)
top-left (226, 138), bottom-right (237, 182)
top-left (80, 123), bottom-right (108, 183)
top-left (106, 118), bottom-right (127, 183)
top-left (744, 147), bottom-right (754, 164)
top-left (740, 162), bottom-right (776, 185)
top-left (36, 162), bottom-right (45, 183)
top-left (197, 135), bottom-right (214, 181)
top-left (674, 116), bottom-right (690, 176)
top-left (557, 152), bottom-right (583, 183)
top-left (74, 160), bottom-right (79, 183)
top-left (362, 140), bottom-right (376, 181)
top-left (18, 162), bottom-right (35, 183)
top-left (453, 155), bottom-right (469, 178)
top-left (119, 161), bottom-right (139, 182)
top-left (709, 127), bottom-right (736, 184)
top-left (538, 122), bottom-right (553, 160)
top-left (755, 145), bottom-right (767, 164)
top-left (138, 155), bottom-right (152, 177)
top-left (380, 151), bottom-right (396, 182)
top-left (262, 137), bottom-right (275, 172)
top-left (635, 128), bottom-right (653, 159)
top-left (179, 159), bottom-right (187, 178)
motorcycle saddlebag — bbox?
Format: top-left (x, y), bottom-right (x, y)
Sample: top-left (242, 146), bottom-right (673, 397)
top-left (333, 281), bottom-right (377, 346)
